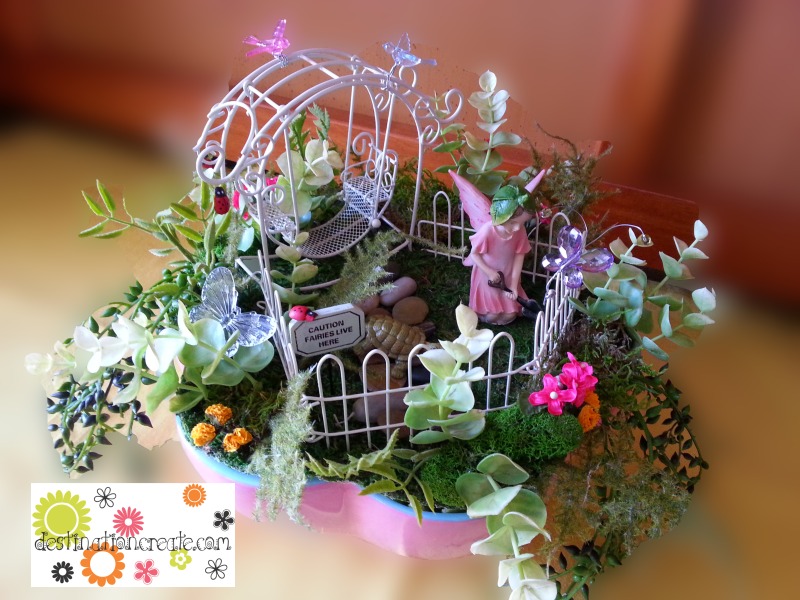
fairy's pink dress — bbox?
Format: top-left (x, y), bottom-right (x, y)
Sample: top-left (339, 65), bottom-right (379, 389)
top-left (464, 222), bottom-right (531, 318)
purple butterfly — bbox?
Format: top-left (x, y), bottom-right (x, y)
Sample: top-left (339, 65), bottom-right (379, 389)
top-left (244, 19), bottom-right (290, 59)
top-left (542, 226), bottom-right (615, 289)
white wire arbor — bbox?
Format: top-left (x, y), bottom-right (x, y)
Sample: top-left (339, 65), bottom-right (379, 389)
top-left (193, 47), bottom-right (578, 450)
top-left (194, 47), bottom-right (463, 257)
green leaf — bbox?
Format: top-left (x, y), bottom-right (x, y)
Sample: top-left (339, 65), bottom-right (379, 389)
top-left (290, 263), bottom-right (318, 284)
top-left (648, 294), bottom-right (683, 309)
top-left (475, 119), bottom-right (507, 135)
top-left (502, 511), bottom-right (549, 539)
top-left (692, 287), bottom-right (716, 313)
top-left (456, 472), bottom-right (495, 505)
top-left (78, 222), bottom-right (106, 238)
top-left (490, 131), bottom-right (522, 147)
top-left (592, 287), bottom-right (628, 307)
top-left (463, 131), bottom-right (489, 151)
top-left (215, 209), bottom-right (232, 237)
top-left (233, 341), bottom-right (274, 372)
top-left (681, 247), bottom-right (709, 260)
top-left (82, 191), bottom-right (106, 217)
top-left (660, 304), bottom-right (673, 338)
top-left (434, 409), bottom-right (485, 440)
top-left (409, 429), bottom-right (451, 444)
top-left (683, 312), bottom-right (715, 328)
top-left (442, 381), bottom-right (475, 412)
top-left (470, 525), bottom-right (515, 556)
top-left (619, 253), bottom-right (647, 266)
top-left (150, 282), bottom-right (181, 296)
top-left (642, 336), bottom-right (669, 361)
top-left (660, 252), bottom-right (683, 279)
top-left (174, 224), bottom-right (203, 243)
top-left (179, 319), bottom-right (226, 366)
top-left (133, 217), bottom-right (161, 233)
top-left (417, 477), bottom-right (436, 512)
top-left (96, 181), bottom-right (115, 213)
top-left (433, 140), bottom-right (464, 153)
top-left (609, 238), bottom-right (628, 259)
top-left (200, 182), bottom-right (212, 212)
top-left (149, 248), bottom-right (174, 257)
top-left (359, 479), bottom-right (400, 495)
top-left (479, 70), bottom-right (497, 93)
top-left (419, 349), bottom-right (457, 380)
top-left (169, 390), bottom-right (204, 413)
top-left (271, 283), bottom-right (319, 306)
top-left (95, 228), bottom-right (129, 239)
top-left (467, 485), bottom-right (521, 518)
top-left (276, 244), bottom-right (302, 264)
top-left (404, 403), bottom-right (441, 430)
top-left (694, 220), bottom-right (708, 241)
top-left (667, 331), bottom-right (695, 347)
top-left (145, 364), bottom-right (178, 414)
top-left (476, 454), bottom-right (529, 485)
top-left (441, 123), bottom-right (465, 135)
top-left (586, 299), bottom-right (622, 319)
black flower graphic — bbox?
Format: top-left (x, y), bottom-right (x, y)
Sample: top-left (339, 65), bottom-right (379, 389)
top-left (51, 561), bottom-right (73, 584)
top-left (93, 486), bottom-right (116, 509)
top-left (205, 558), bottom-right (227, 580)
top-left (212, 509), bottom-right (234, 531)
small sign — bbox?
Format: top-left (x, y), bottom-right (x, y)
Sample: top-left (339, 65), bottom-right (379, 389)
top-left (290, 304), bottom-right (365, 357)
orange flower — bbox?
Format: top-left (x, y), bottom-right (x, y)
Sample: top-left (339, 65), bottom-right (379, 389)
top-left (190, 423), bottom-right (216, 446)
top-left (583, 391), bottom-right (600, 410)
top-left (204, 403), bottom-right (233, 426)
top-left (223, 427), bottom-right (253, 452)
top-left (81, 542), bottom-right (124, 587)
top-left (578, 405), bottom-right (602, 432)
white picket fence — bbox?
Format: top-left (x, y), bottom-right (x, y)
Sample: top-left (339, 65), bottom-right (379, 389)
top-left (298, 192), bottom-right (579, 450)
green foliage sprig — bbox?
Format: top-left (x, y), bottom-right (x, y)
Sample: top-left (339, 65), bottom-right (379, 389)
top-left (434, 71), bottom-right (522, 196)
top-left (321, 230), bottom-right (400, 307)
top-left (269, 232), bottom-right (320, 307)
top-left (403, 304), bottom-right (493, 444)
top-left (250, 369), bottom-right (314, 523)
top-left (305, 430), bottom-right (438, 524)
top-left (572, 220), bottom-right (715, 360)
top-left (456, 454), bottom-right (556, 600)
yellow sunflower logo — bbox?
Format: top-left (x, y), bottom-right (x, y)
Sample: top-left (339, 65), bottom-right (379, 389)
top-left (32, 490), bottom-right (91, 549)
top-left (182, 483), bottom-right (206, 507)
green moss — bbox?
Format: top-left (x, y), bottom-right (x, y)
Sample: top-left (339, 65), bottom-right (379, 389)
top-left (418, 406), bottom-right (584, 509)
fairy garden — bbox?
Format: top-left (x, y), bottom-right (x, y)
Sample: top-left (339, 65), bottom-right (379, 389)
top-left (28, 30), bottom-right (717, 600)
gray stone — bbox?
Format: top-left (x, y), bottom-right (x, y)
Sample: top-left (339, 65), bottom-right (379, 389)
top-left (355, 294), bottom-right (380, 314)
top-left (379, 276), bottom-right (417, 306)
top-left (392, 296), bottom-right (429, 326)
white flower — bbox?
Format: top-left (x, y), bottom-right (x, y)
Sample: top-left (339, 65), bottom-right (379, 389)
top-left (509, 578), bottom-right (557, 600)
top-left (453, 304), bottom-right (494, 361)
top-left (112, 315), bottom-right (186, 376)
top-left (302, 139), bottom-right (343, 187)
top-left (73, 326), bottom-right (127, 373)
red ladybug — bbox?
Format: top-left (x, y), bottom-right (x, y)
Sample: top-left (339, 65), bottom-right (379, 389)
top-left (289, 306), bottom-right (317, 322)
top-left (214, 187), bottom-right (231, 215)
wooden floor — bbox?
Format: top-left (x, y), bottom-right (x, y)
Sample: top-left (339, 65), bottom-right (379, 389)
top-left (2, 121), bottom-right (796, 598)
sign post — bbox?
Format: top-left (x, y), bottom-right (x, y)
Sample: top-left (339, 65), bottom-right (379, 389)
top-left (289, 304), bottom-right (366, 357)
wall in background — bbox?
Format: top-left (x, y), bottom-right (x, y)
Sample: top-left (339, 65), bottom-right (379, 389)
top-left (1, 0), bottom-right (796, 301)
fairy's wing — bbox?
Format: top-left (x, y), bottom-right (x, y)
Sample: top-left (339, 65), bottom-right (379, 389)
top-left (398, 33), bottom-right (411, 53)
top-left (449, 171), bottom-right (492, 230)
top-left (190, 267), bottom-right (237, 323)
top-left (232, 313), bottom-right (277, 347)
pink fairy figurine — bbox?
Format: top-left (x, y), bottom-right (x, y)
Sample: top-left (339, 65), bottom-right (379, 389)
top-left (450, 170), bottom-right (546, 325)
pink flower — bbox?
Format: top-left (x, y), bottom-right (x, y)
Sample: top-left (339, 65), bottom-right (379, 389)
top-left (529, 374), bottom-right (577, 416)
top-left (559, 352), bottom-right (598, 407)
top-left (112, 506), bottom-right (144, 537)
top-left (133, 559), bottom-right (159, 585)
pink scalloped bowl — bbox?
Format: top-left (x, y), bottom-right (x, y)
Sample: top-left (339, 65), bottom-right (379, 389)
top-left (180, 434), bottom-right (486, 559)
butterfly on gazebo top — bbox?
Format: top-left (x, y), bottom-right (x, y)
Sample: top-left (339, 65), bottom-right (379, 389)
top-left (244, 19), bottom-right (291, 66)
top-left (383, 33), bottom-right (436, 80)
